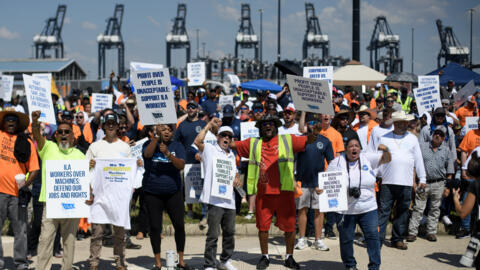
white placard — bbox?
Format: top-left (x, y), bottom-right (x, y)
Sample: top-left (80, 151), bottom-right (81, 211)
top-left (303, 66), bottom-right (333, 93)
top-left (287, 74), bottom-right (334, 116)
top-left (131, 68), bottom-right (177, 125)
top-left (418, 75), bottom-right (440, 90)
top-left (187, 62), bottom-right (206, 86)
top-left (211, 157), bottom-right (235, 200)
top-left (32, 73), bottom-right (52, 82)
top-left (130, 137), bottom-right (149, 160)
top-left (413, 86), bottom-right (442, 116)
top-left (184, 164), bottom-right (203, 204)
top-left (23, 74), bottom-right (56, 124)
top-left (465, 117), bottom-right (479, 133)
top-left (219, 95), bottom-right (234, 110)
top-left (240, 121), bottom-right (259, 141)
top-left (91, 93), bottom-right (113, 112)
top-left (227, 74), bottom-right (241, 87)
top-left (45, 160), bottom-right (90, 219)
top-left (454, 80), bottom-right (476, 108)
top-left (130, 61), bottom-right (164, 72)
top-left (318, 171), bottom-right (348, 212)
top-left (1, 75), bottom-right (14, 102)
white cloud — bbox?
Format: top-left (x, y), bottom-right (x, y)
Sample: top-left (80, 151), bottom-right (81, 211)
top-left (215, 0), bottom-right (240, 22)
top-left (81, 21), bottom-right (97, 30)
top-left (64, 17), bottom-right (72, 24)
top-left (0, 26), bottom-right (19, 40)
top-left (147, 16), bottom-right (162, 28)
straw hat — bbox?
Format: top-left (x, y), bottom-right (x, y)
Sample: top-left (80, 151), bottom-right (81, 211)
top-left (356, 105), bottom-right (377, 120)
top-left (0, 107), bottom-right (30, 132)
top-left (333, 109), bottom-right (355, 124)
top-left (391, 111), bottom-right (415, 122)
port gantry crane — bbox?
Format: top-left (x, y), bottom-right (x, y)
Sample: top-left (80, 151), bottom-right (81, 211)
top-left (367, 16), bottom-right (403, 74)
top-left (166, 4), bottom-right (191, 69)
top-left (302, 3), bottom-right (329, 66)
top-left (234, 3), bottom-right (259, 74)
top-left (97, 4), bottom-right (125, 79)
top-left (33, 5), bottom-right (67, 59)
top-left (436, 19), bottom-right (469, 68)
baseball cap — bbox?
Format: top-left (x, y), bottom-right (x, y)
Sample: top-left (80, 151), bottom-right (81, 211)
top-left (62, 110), bottom-right (73, 120)
top-left (252, 102), bottom-right (264, 110)
top-left (187, 100), bottom-right (198, 108)
top-left (198, 88), bottom-right (206, 93)
top-left (104, 113), bottom-right (119, 124)
top-left (337, 90), bottom-right (344, 97)
top-left (433, 125), bottom-right (447, 135)
top-left (222, 104), bottom-right (234, 117)
top-left (433, 107), bottom-right (446, 116)
top-left (242, 90), bottom-right (249, 95)
top-left (218, 126), bottom-right (234, 135)
top-left (468, 95), bottom-right (476, 103)
top-left (284, 103), bottom-right (295, 112)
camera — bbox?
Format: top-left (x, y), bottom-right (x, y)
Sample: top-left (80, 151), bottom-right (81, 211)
top-left (349, 187), bottom-right (361, 199)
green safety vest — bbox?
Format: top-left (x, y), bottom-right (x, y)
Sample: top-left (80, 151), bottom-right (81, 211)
top-left (246, 134), bottom-right (295, 195)
top-left (398, 96), bottom-right (413, 113)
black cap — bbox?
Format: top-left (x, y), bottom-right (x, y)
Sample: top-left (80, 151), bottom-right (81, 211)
top-left (252, 102), bottom-right (264, 110)
top-left (187, 100), bottom-right (198, 108)
top-left (62, 110), bottom-right (73, 119)
top-left (433, 107), bottom-right (446, 116)
top-left (104, 113), bottom-right (119, 124)
top-left (222, 104), bottom-right (234, 117)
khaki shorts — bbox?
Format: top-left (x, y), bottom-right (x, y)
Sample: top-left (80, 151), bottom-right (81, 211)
top-left (295, 188), bottom-right (319, 210)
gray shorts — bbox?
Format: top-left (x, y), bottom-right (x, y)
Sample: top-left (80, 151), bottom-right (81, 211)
top-left (295, 188), bottom-right (319, 210)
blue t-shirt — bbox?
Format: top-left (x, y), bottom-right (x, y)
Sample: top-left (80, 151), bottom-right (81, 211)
top-left (142, 140), bottom-right (186, 195)
top-left (296, 135), bottom-right (334, 188)
top-left (201, 99), bottom-right (218, 116)
top-left (226, 118), bottom-right (242, 140)
top-left (175, 119), bottom-right (206, 163)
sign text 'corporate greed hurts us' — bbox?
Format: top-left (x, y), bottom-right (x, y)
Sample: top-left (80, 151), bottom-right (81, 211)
top-left (132, 69), bottom-right (177, 125)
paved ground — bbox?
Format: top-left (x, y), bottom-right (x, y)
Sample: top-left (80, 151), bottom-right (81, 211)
top-left (1, 234), bottom-right (472, 269)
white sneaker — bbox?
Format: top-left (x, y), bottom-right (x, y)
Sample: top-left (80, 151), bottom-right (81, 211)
top-left (313, 239), bottom-right (329, 251)
top-left (442, 215), bottom-right (453, 226)
top-left (244, 212), bottom-right (254, 220)
top-left (295, 238), bottom-right (307, 250)
top-left (204, 268), bottom-right (216, 270)
top-left (219, 259), bottom-right (238, 270)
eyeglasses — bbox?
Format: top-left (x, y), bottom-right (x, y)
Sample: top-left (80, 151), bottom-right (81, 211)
top-left (253, 109), bottom-right (264, 113)
top-left (76, 115), bottom-right (84, 119)
top-left (307, 121), bottom-right (317, 126)
top-left (261, 121), bottom-right (274, 127)
top-left (386, 100), bottom-right (394, 103)
top-left (219, 132), bottom-right (233, 139)
top-left (57, 129), bottom-right (71, 135)
top-left (187, 104), bottom-right (197, 109)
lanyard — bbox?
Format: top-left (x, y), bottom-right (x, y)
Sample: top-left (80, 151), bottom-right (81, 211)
top-left (345, 156), bottom-right (362, 190)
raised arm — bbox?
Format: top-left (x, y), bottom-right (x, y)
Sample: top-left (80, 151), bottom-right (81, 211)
top-left (298, 111), bottom-right (308, 134)
top-left (31, 110), bottom-right (46, 150)
top-left (194, 118), bottom-right (216, 152)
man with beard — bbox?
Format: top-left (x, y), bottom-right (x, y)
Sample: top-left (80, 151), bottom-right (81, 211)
top-left (278, 104), bottom-right (301, 136)
top-left (202, 88), bottom-right (220, 116)
top-left (0, 109), bottom-right (39, 270)
top-left (31, 110), bottom-right (86, 270)
top-left (231, 114), bottom-right (316, 269)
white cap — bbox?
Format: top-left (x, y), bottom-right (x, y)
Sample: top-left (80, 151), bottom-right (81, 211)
top-left (337, 90), bottom-right (344, 96)
top-left (285, 103), bottom-right (295, 112)
top-left (198, 88), bottom-right (206, 93)
top-left (376, 83), bottom-right (382, 88)
top-left (218, 126), bottom-right (234, 135)
top-left (268, 93), bottom-right (277, 100)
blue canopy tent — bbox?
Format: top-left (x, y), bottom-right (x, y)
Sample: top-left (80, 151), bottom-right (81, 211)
top-left (426, 63), bottom-right (480, 86)
top-left (240, 79), bottom-right (282, 92)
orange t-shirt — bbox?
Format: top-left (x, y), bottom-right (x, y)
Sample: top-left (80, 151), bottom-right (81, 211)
top-left (235, 135), bottom-right (307, 195)
top-left (72, 124), bottom-right (82, 139)
top-left (121, 135), bottom-right (130, 142)
top-left (369, 98), bottom-right (377, 109)
top-left (81, 122), bottom-right (93, 143)
top-left (178, 99), bottom-right (188, 111)
top-left (456, 106), bottom-right (479, 127)
top-left (344, 92), bottom-right (352, 105)
top-left (459, 129), bottom-right (480, 156)
top-left (319, 126), bottom-right (344, 156)
top-left (0, 131), bottom-right (40, 196)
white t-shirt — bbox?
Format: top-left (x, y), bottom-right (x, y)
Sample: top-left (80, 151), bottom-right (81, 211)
top-left (278, 123), bottom-right (302, 136)
top-left (357, 124), bottom-right (369, 152)
top-left (14, 104), bottom-right (25, 113)
top-left (378, 131), bottom-right (426, 185)
top-left (199, 143), bottom-right (237, 209)
top-left (463, 146), bottom-right (480, 170)
top-left (367, 125), bottom-right (393, 153)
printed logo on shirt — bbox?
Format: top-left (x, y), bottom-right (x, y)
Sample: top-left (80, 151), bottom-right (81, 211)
top-left (195, 126), bottom-right (202, 133)
top-left (362, 165), bottom-right (369, 171)
top-left (316, 142), bottom-right (324, 150)
top-left (152, 151), bottom-right (176, 163)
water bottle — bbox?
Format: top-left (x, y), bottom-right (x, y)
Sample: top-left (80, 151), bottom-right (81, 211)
top-left (165, 250), bottom-right (179, 270)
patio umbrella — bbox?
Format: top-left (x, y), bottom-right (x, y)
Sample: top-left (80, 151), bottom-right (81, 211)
top-left (274, 60), bottom-right (302, 76)
top-left (385, 72), bottom-right (418, 83)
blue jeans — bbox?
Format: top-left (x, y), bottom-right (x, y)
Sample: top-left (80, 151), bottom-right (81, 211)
top-left (461, 179), bottom-right (474, 231)
top-left (324, 212), bottom-right (341, 232)
top-left (378, 184), bottom-right (411, 244)
top-left (338, 210), bottom-right (381, 270)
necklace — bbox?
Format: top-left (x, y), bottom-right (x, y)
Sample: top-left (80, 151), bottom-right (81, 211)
top-left (392, 133), bottom-right (403, 148)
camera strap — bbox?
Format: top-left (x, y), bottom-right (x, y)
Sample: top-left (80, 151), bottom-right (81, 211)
top-left (345, 156), bottom-right (362, 191)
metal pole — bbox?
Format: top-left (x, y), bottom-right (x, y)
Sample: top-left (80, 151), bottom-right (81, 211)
top-left (277, 0), bottom-right (281, 81)
top-left (202, 42), bottom-right (206, 58)
top-left (196, 29), bottom-right (200, 59)
top-left (411, 27), bottom-right (414, 73)
top-left (259, 9), bottom-right (263, 62)
top-left (469, 9), bottom-right (474, 66)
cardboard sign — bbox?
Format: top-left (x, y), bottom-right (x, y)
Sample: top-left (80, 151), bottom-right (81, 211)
top-left (211, 157), bottom-right (235, 200)
top-left (219, 95), bottom-right (234, 110)
top-left (303, 66), bottom-right (333, 93)
top-left (91, 93), bottom-right (113, 112)
top-left (1, 75), bottom-right (14, 102)
top-left (418, 75), bottom-right (440, 90)
top-left (240, 121), bottom-right (259, 141)
top-left (413, 86), bottom-right (442, 116)
top-left (130, 137), bottom-right (149, 160)
top-left (187, 62), bottom-right (206, 86)
top-left (227, 74), bottom-right (241, 87)
top-left (318, 171), bottom-right (348, 212)
top-left (23, 74), bottom-right (56, 124)
top-left (454, 80), bottom-right (476, 107)
top-left (465, 117), bottom-right (479, 133)
top-left (45, 160), bottom-right (90, 219)
top-left (131, 68), bottom-right (177, 125)
top-left (287, 74), bottom-right (334, 116)
top-left (184, 164), bottom-right (203, 204)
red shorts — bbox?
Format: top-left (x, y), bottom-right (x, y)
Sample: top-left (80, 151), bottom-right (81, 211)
top-left (255, 191), bottom-right (296, 232)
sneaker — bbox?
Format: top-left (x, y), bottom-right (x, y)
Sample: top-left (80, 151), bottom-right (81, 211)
top-left (245, 212), bottom-right (254, 220)
top-left (295, 238), bottom-right (307, 250)
top-left (53, 251), bottom-right (63, 258)
top-left (456, 229), bottom-right (471, 239)
top-left (284, 256), bottom-right (300, 269)
top-left (204, 268), bottom-right (215, 270)
top-left (199, 217), bottom-right (207, 229)
top-left (442, 215), bottom-right (453, 226)
top-left (126, 239), bottom-right (142, 249)
top-left (219, 259), bottom-right (238, 270)
top-left (256, 256), bottom-right (270, 269)
top-left (313, 239), bottom-right (329, 251)
top-left (324, 229), bottom-right (336, 240)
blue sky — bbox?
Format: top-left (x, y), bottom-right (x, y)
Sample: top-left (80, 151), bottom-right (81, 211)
top-left (0, 0), bottom-right (479, 79)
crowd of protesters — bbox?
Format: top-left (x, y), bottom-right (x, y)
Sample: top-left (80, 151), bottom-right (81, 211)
top-left (0, 71), bottom-right (480, 270)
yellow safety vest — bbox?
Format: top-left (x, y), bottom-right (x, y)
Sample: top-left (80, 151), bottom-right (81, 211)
top-left (246, 134), bottom-right (295, 195)
top-left (398, 96), bottom-right (413, 113)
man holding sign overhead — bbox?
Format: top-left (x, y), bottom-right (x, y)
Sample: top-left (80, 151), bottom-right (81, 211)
top-left (194, 119), bottom-right (241, 270)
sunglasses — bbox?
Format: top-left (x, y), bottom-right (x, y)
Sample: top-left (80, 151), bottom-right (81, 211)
top-left (339, 116), bottom-right (349, 121)
top-left (62, 116), bottom-right (73, 120)
top-left (358, 112), bottom-right (369, 117)
top-left (187, 105), bottom-right (197, 109)
top-left (119, 126), bottom-right (128, 130)
top-left (219, 132), bottom-right (233, 139)
top-left (57, 129), bottom-right (71, 135)
top-left (261, 121), bottom-right (275, 127)
top-left (307, 120), bottom-right (318, 126)
top-left (386, 100), bottom-right (394, 103)
top-left (4, 116), bottom-right (18, 122)
top-left (76, 115), bottom-right (84, 119)
top-left (240, 107), bottom-right (248, 111)
top-left (253, 109), bottom-right (264, 113)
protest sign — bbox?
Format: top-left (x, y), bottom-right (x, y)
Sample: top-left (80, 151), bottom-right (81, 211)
top-left (184, 164), bottom-right (203, 204)
top-left (287, 74), bottom-right (334, 115)
top-left (318, 171), bottom-right (348, 212)
top-left (240, 121), bottom-right (259, 141)
top-left (219, 95), bottom-right (234, 110)
top-left (465, 117), bottom-right (479, 133)
top-left (91, 93), bottom-right (113, 112)
top-left (45, 160), bottom-right (90, 219)
top-left (303, 66), bottom-right (333, 93)
top-left (211, 157), bottom-right (235, 200)
top-left (227, 74), bottom-right (241, 87)
top-left (131, 68), bottom-right (177, 125)
top-left (90, 158), bottom-right (140, 229)
top-left (23, 74), bottom-right (56, 123)
top-left (187, 62), bottom-right (206, 86)
top-left (130, 137), bottom-right (149, 160)
top-left (454, 80), bottom-right (476, 107)
top-left (413, 86), bottom-right (442, 116)
top-left (1, 75), bottom-right (14, 102)
top-left (130, 61), bottom-right (164, 72)
top-left (418, 75), bottom-right (440, 90)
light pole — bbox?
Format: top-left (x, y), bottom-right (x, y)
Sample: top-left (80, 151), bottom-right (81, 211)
top-left (196, 29), bottom-right (199, 59)
top-left (202, 42), bottom-right (206, 58)
top-left (411, 27), bottom-right (414, 73)
top-left (469, 8), bottom-right (474, 66)
top-left (259, 8), bottom-right (263, 62)
top-left (277, 0), bottom-right (281, 82)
